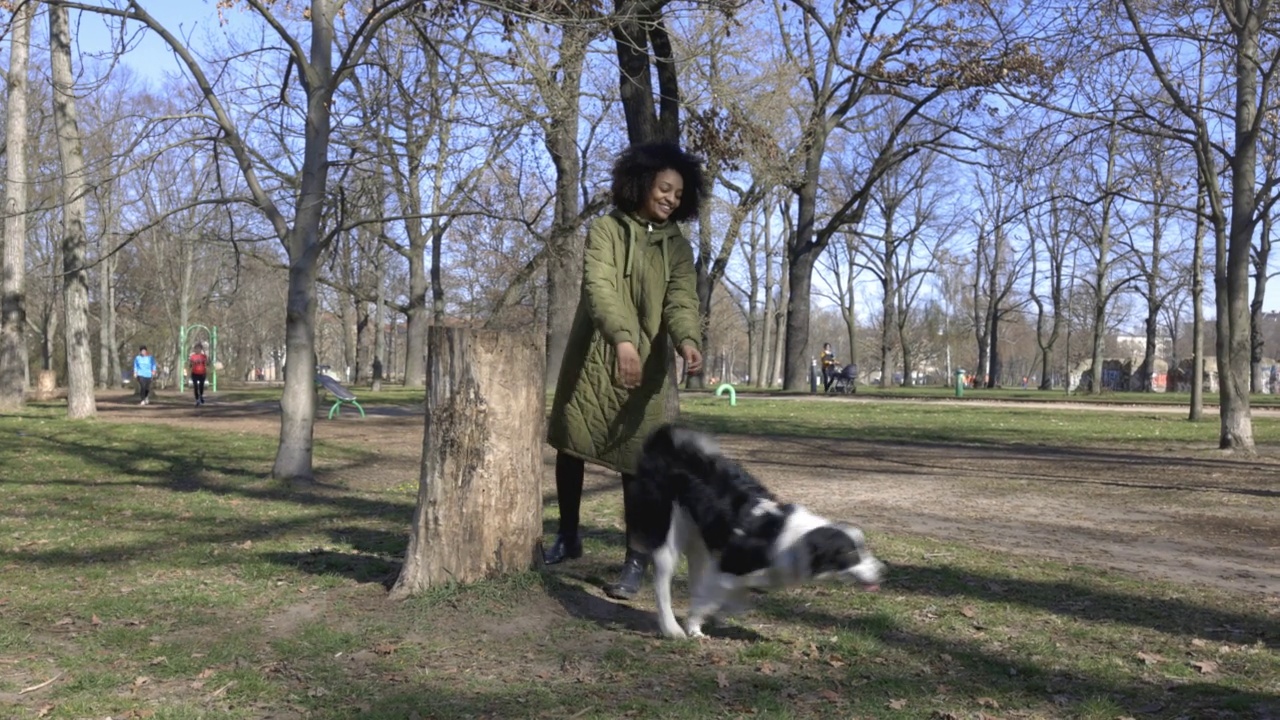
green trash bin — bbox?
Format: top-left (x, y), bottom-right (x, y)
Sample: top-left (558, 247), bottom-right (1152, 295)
top-left (955, 369), bottom-right (966, 398)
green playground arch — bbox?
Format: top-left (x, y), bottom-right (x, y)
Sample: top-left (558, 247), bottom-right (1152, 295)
top-left (179, 324), bottom-right (218, 393)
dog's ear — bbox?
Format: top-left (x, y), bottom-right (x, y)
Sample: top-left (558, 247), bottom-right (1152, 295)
top-left (802, 526), bottom-right (862, 575)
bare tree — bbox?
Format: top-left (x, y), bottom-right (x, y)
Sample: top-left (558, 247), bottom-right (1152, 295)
top-left (0, 0), bottom-right (34, 411)
top-left (1026, 162), bottom-right (1076, 391)
top-left (1080, 117), bottom-right (1137, 394)
top-left (50, 3), bottom-right (98, 418)
top-left (1121, 130), bottom-right (1192, 392)
top-left (1117, 0), bottom-right (1268, 450)
top-left (54, 0), bottom-right (427, 478)
top-left (853, 146), bottom-right (949, 387)
top-left (772, 0), bottom-right (1048, 390)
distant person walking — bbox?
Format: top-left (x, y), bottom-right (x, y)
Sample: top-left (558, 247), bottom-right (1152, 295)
top-left (133, 346), bottom-right (156, 406)
top-left (188, 343), bottom-right (209, 406)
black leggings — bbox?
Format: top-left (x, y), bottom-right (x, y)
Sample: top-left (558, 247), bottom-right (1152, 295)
top-left (554, 452), bottom-right (637, 545)
top-left (138, 377), bottom-right (152, 401)
top-left (191, 373), bottom-right (206, 399)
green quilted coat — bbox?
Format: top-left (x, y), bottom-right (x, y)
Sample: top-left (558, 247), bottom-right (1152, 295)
top-left (547, 210), bottom-right (702, 474)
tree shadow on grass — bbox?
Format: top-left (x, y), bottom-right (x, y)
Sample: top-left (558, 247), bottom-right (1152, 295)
top-left (0, 430), bottom-right (417, 574)
top-left (719, 433), bottom-right (1280, 499)
top-left (751, 599), bottom-right (1280, 720)
top-left (268, 590), bottom-right (1277, 720)
top-left (885, 562), bottom-right (1280, 649)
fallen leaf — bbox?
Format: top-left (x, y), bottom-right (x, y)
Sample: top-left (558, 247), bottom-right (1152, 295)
top-left (888, 698), bottom-right (907, 709)
top-left (1136, 651), bottom-right (1165, 665)
top-left (1191, 660), bottom-right (1219, 674)
top-left (1190, 638), bottom-right (1207, 647)
top-left (373, 643), bottom-right (398, 655)
top-left (716, 671), bottom-right (729, 689)
top-left (939, 653), bottom-right (953, 663)
top-left (90, 615), bottom-right (101, 627)
top-left (53, 617), bottom-right (73, 627)
top-left (133, 676), bottom-right (151, 687)
top-left (757, 662), bottom-right (775, 675)
top-left (977, 697), bottom-right (1000, 708)
top-left (960, 606), bottom-right (976, 618)
top-left (196, 668), bottom-right (216, 679)
top-left (36, 705), bottom-right (54, 718)
top-left (819, 689), bottom-right (841, 702)
top-left (148, 657), bottom-right (167, 666)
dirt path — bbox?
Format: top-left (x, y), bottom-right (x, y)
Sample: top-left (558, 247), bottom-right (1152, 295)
top-left (94, 391), bottom-right (1280, 597)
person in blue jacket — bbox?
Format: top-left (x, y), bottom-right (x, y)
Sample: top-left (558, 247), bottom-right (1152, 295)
top-left (133, 346), bottom-right (156, 405)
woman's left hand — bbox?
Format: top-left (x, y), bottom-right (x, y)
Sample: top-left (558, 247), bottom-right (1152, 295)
top-left (680, 344), bottom-right (703, 375)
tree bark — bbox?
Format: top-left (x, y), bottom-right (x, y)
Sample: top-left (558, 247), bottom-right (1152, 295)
top-left (542, 27), bottom-right (587, 387)
top-left (0, 0), bottom-right (33, 412)
top-left (1219, 4), bottom-right (1259, 450)
top-left (1182, 174), bottom-right (1203, 417)
top-left (390, 327), bottom-right (544, 598)
top-left (50, 4), bottom-right (96, 419)
top-left (273, 2), bottom-right (337, 481)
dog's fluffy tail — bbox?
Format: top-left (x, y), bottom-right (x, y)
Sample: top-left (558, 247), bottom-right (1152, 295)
top-left (627, 424), bottom-right (718, 554)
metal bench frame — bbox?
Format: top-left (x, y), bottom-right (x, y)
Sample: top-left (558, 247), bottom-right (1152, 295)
top-left (315, 375), bottom-right (366, 419)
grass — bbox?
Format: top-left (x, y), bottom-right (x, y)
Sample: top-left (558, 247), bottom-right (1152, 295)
top-left (680, 395), bottom-right (1280, 447)
top-left (698, 381), bottom-right (1280, 408)
top-left (0, 396), bottom-right (1277, 719)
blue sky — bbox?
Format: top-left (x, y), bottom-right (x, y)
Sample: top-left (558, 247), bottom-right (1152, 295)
top-left (71, 1), bottom-right (259, 85)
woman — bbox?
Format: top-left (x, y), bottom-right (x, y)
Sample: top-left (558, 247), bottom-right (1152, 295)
top-left (188, 342), bottom-right (209, 406)
top-left (544, 142), bottom-right (705, 600)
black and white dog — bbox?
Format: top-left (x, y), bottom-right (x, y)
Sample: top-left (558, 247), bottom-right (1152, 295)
top-left (628, 424), bottom-right (885, 638)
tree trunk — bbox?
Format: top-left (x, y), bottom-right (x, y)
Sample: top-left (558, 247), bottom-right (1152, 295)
top-left (273, 2), bottom-right (336, 481)
top-left (404, 251), bottom-right (428, 387)
top-left (373, 245), bottom-right (387, 391)
top-left (784, 150), bottom-right (824, 390)
top-left (1219, 10), bottom-right (1258, 451)
top-left (50, 4), bottom-right (96, 419)
top-left (541, 23), bottom-right (589, 388)
top-left (98, 237), bottom-right (111, 389)
top-left (880, 274), bottom-right (895, 386)
top-left (1142, 306), bottom-right (1159, 392)
top-left (390, 327), bottom-right (544, 598)
top-left (107, 253), bottom-right (120, 388)
top-left (1191, 171), bottom-right (1207, 420)
top-left (0, 0), bottom-right (32, 412)
top-left (1249, 213), bottom-right (1269, 393)
top-left (274, 252), bottom-right (320, 480)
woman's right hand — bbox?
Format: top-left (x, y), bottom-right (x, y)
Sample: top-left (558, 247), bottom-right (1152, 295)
top-left (615, 341), bottom-right (642, 389)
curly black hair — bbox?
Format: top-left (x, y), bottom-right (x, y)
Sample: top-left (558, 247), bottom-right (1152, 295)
top-left (610, 142), bottom-right (706, 223)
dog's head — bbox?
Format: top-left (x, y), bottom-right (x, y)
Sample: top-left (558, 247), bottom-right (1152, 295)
top-left (801, 524), bottom-right (885, 591)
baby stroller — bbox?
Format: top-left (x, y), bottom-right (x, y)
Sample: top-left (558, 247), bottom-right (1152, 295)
top-left (829, 363), bottom-right (858, 394)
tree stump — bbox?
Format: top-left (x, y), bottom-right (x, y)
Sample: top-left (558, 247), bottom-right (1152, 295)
top-left (389, 327), bottom-right (544, 599)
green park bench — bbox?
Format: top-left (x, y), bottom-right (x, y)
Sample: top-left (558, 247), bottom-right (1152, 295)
top-left (315, 374), bottom-right (366, 419)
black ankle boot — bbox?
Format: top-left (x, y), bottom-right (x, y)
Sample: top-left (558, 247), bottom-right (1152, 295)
top-left (603, 550), bottom-right (649, 600)
top-left (543, 534), bottom-right (582, 565)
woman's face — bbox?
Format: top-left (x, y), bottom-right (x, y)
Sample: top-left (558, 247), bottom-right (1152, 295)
top-left (639, 168), bottom-right (684, 223)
